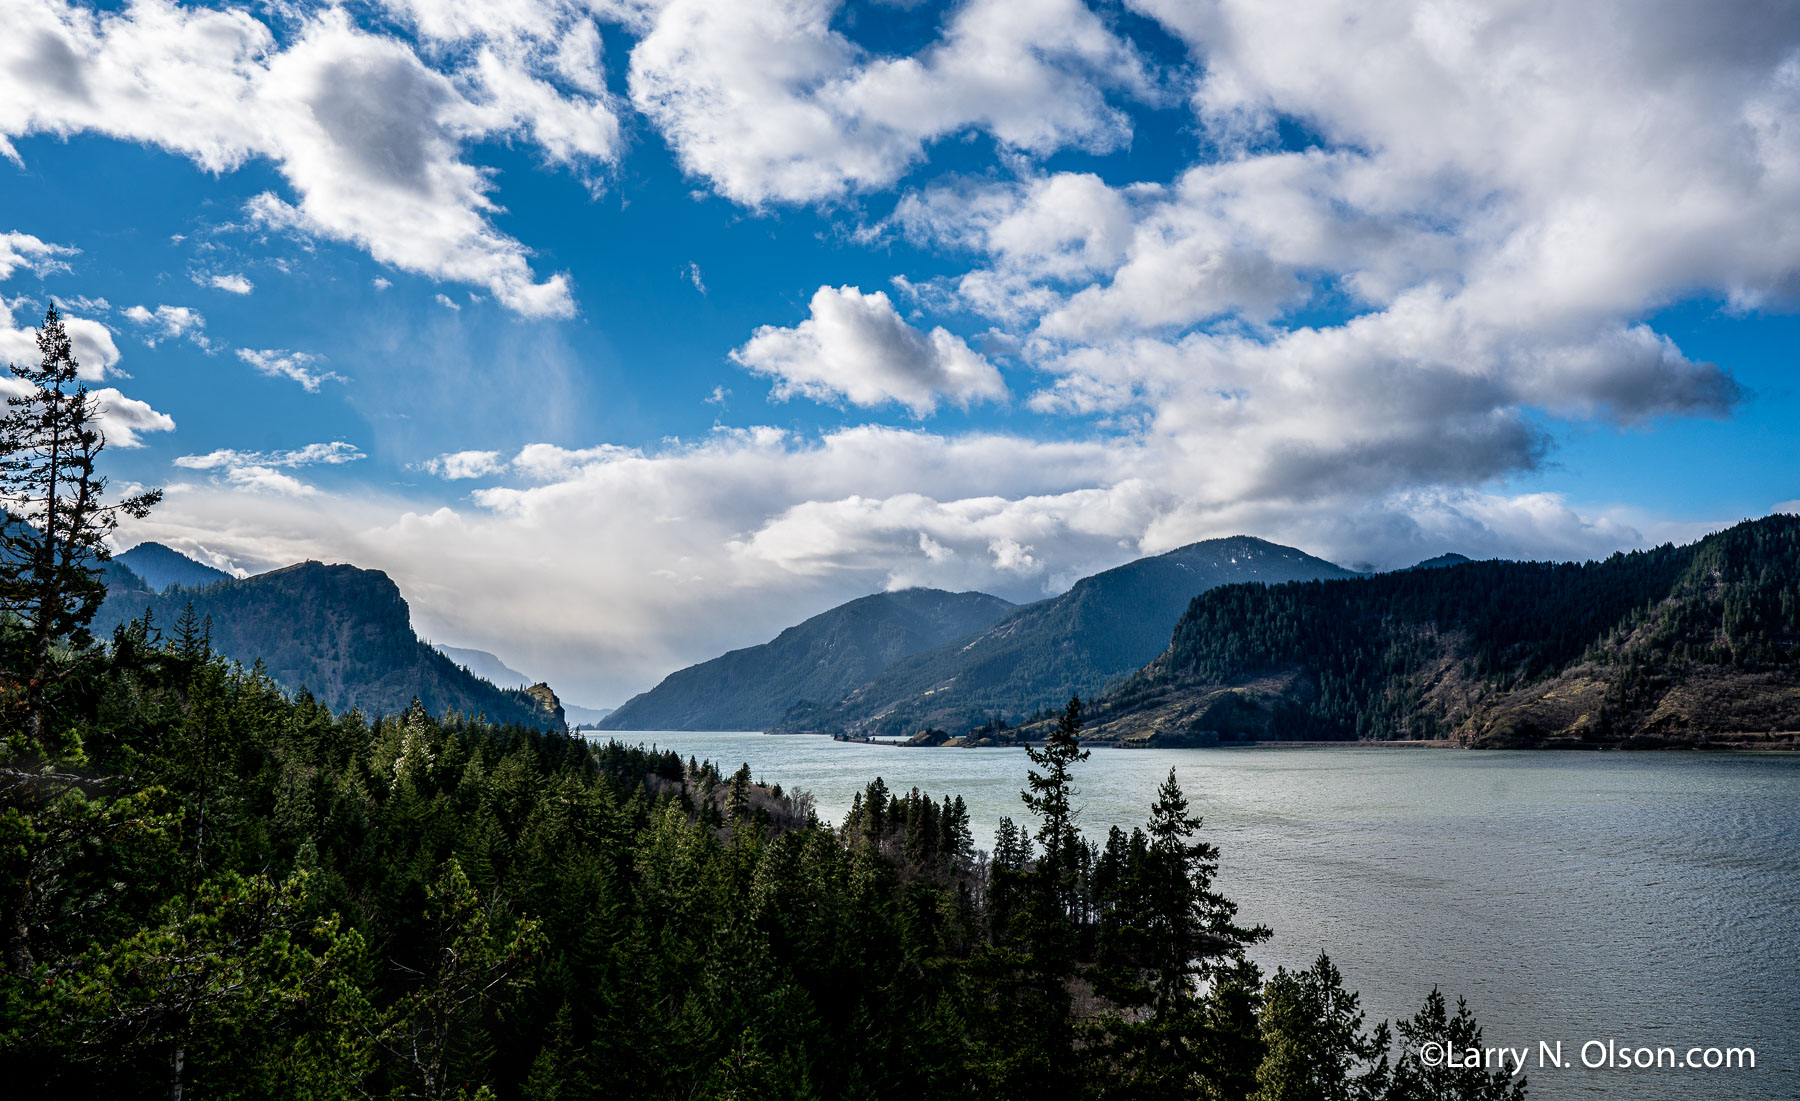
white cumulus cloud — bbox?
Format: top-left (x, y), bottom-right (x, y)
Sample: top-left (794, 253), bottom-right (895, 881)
top-left (627, 0), bottom-right (1154, 204)
top-left (0, 230), bottom-right (77, 280)
top-left (733, 285), bottom-right (1005, 416)
top-left (0, 0), bottom-right (619, 316)
top-left (207, 272), bottom-right (254, 294)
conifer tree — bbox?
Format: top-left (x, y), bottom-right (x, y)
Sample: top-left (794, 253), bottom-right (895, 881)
top-left (1143, 767), bottom-right (1265, 1006)
top-left (1022, 694), bottom-right (1089, 915)
top-left (0, 304), bottom-right (160, 758)
top-left (727, 761), bottom-right (753, 822)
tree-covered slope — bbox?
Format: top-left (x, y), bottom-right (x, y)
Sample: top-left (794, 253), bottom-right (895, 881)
top-left (3, 615), bottom-right (1519, 1099)
top-left (798, 537), bottom-right (1359, 736)
top-left (115, 540), bottom-right (235, 591)
top-left (1084, 515), bottom-right (1800, 747)
top-left (97, 560), bottom-right (565, 730)
top-left (601, 587), bottom-right (1015, 730)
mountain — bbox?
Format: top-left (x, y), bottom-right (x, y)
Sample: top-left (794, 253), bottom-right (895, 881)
top-left (1078, 515), bottom-right (1800, 749)
top-left (435, 644), bottom-right (530, 688)
top-left (563, 703), bottom-right (615, 729)
top-left (103, 557), bottom-right (153, 594)
top-left (599, 588), bottom-right (1016, 731)
top-left (98, 561), bottom-right (566, 730)
top-left (1405, 552), bottom-right (1472, 570)
top-left (116, 541), bottom-right (235, 590)
top-left (794, 537), bottom-right (1359, 736)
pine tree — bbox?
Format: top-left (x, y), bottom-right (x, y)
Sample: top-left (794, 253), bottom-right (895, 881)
top-left (1384, 988), bottom-right (1526, 1101)
top-left (1143, 767), bottom-right (1265, 1007)
top-left (1252, 954), bottom-right (1390, 1101)
top-left (0, 304), bottom-right (160, 759)
top-left (727, 761), bottom-right (753, 822)
top-left (1022, 694), bottom-right (1089, 915)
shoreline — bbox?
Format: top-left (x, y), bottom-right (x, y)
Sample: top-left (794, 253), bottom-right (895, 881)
top-left (777, 732), bottom-right (1800, 752)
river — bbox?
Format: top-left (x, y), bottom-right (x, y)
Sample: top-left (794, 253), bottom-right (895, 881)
top-left (591, 732), bottom-right (1797, 1100)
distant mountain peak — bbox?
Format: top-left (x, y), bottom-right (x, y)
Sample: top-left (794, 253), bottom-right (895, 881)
top-left (1404, 553), bottom-right (1474, 571)
top-left (435, 644), bottom-right (531, 689)
top-left (116, 541), bottom-right (235, 592)
top-left (600, 587), bottom-right (1015, 731)
top-left (778, 536), bottom-right (1358, 736)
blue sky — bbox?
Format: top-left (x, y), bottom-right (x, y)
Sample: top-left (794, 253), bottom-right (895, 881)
top-left (2, 0), bottom-right (1797, 706)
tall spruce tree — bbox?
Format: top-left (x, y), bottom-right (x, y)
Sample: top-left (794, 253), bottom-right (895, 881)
top-left (0, 304), bottom-right (160, 759)
top-left (1143, 767), bottom-right (1266, 1006)
top-left (1022, 694), bottom-right (1089, 915)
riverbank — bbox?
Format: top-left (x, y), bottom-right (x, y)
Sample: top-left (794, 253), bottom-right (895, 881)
top-left (818, 729), bottom-right (1800, 751)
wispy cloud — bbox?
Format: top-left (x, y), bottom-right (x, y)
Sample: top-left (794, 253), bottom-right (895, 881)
top-left (0, 230), bottom-right (76, 280)
top-left (237, 347), bottom-right (346, 392)
top-left (417, 449), bottom-right (505, 479)
top-left (171, 441), bottom-right (364, 499)
top-left (124, 303), bottom-right (211, 350)
top-left (174, 441), bottom-right (365, 470)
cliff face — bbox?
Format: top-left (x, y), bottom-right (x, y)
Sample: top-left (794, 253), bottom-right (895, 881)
top-left (99, 561), bottom-right (566, 731)
top-left (524, 682), bottom-right (567, 731)
top-left (1078, 516), bottom-right (1800, 749)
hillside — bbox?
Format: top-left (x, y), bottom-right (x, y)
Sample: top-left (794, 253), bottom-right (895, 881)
top-left (564, 703), bottom-right (615, 728)
top-left (600, 588), bottom-right (1015, 730)
top-left (1077, 516), bottom-right (1800, 749)
top-left (435, 643), bottom-right (530, 688)
top-left (116, 540), bottom-right (235, 590)
top-left (794, 537), bottom-right (1359, 736)
top-left (1407, 552), bottom-right (1473, 570)
top-left (98, 561), bottom-right (566, 730)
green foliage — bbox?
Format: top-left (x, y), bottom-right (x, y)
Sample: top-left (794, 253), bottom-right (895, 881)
top-left (0, 304), bottom-right (160, 761)
top-left (1253, 955), bottom-right (1389, 1101)
top-left (0, 622), bottom-right (1524, 1098)
top-left (1384, 989), bottom-right (1526, 1101)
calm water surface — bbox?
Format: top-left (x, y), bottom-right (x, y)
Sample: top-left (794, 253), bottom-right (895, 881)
top-left (595, 732), bottom-right (1799, 1101)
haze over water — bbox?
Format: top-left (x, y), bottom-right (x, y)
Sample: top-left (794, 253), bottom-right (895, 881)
top-left (597, 734), bottom-right (1798, 1101)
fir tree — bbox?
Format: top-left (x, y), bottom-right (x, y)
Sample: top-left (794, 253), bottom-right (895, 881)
top-left (1022, 694), bottom-right (1089, 915)
top-left (0, 305), bottom-right (160, 760)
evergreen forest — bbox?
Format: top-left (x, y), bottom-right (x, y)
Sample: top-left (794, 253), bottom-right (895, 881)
top-left (3, 634), bottom-right (1527, 1099)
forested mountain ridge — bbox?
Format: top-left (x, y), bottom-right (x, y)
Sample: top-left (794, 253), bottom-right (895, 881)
top-left (97, 560), bottom-right (567, 730)
top-left (790, 537), bottom-right (1359, 736)
top-left (601, 587), bottom-right (1015, 730)
top-left (1077, 515), bottom-right (1800, 748)
top-left (116, 540), bottom-right (235, 591)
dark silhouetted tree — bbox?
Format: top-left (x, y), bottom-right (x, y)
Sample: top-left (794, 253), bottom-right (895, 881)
top-left (0, 304), bottom-right (160, 759)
